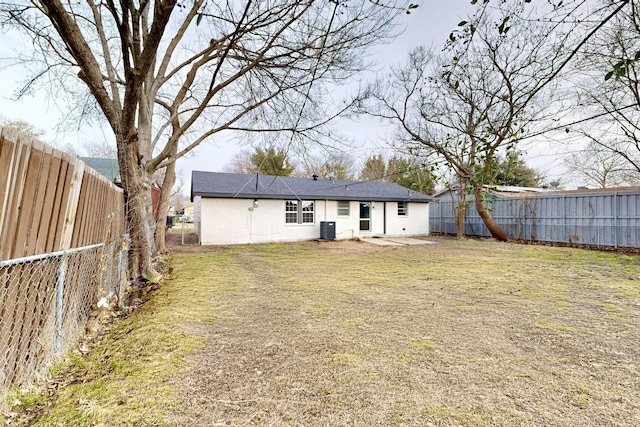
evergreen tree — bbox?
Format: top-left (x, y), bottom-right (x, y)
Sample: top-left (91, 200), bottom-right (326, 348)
top-left (359, 154), bottom-right (387, 181)
top-left (387, 156), bottom-right (435, 195)
top-left (493, 152), bottom-right (543, 187)
top-left (250, 148), bottom-right (296, 176)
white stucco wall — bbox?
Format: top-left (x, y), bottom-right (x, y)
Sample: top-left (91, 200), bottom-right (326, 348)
top-left (194, 196), bottom-right (202, 238)
top-left (384, 201), bottom-right (430, 236)
top-left (199, 198), bottom-right (326, 245)
top-left (196, 198), bottom-right (429, 245)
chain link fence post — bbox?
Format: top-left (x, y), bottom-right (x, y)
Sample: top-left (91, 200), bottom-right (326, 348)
top-left (55, 251), bottom-right (66, 356)
top-left (1, 239), bottom-right (129, 407)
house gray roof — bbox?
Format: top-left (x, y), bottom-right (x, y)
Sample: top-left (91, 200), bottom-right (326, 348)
top-left (79, 157), bottom-right (120, 182)
top-left (191, 171), bottom-right (433, 203)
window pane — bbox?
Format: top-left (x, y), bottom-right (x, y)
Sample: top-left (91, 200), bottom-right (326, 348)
top-left (337, 201), bottom-right (349, 216)
top-left (398, 202), bottom-right (408, 216)
top-left (359, 202), bottom-right (370, 219)
top-left (286, 213), bottom-right (297, 223)
top-left (285, 200), bottom-right (298, 223)
top-left (302, 201), bottom-right (314, 223)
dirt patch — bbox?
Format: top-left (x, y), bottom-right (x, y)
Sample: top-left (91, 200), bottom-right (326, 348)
top-left (167, 240), bottom-right (640, 426)
top-left (166, 230), bottom-right (200, 249)
top-left (165, 231), bottom-right (409, 254)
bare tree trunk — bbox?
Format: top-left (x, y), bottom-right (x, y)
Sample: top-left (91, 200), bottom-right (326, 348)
top-left (137, 107), bottom-right (157, 256)
top-left (117, 133), bottom-right (158, 281)
top-left (454, 193), bottom-right (466, 239)
top-left (449, 179), bottom-right (467, 239)
top-left (473, 184), bottom-right (508, 241)
top-left (154, 152), bottom-right (177, 254)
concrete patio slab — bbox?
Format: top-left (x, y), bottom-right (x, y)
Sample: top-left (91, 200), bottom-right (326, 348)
top-left (384, 237), bottom-right (437, 245)
top-left (360, 237), bottom-right (404, 246)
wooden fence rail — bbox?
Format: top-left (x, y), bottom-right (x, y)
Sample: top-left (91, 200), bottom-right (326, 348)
top-left (0, 127), bottom-right (125, 260)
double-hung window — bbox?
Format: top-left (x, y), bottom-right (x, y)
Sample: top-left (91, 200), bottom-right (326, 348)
top-left (337, 200), bottom-right (350, 216)
top-left (285, 200), bottom-right (315, 224)
top-left (397, 201), bottom-right (408, 216)
top-left (285, 201), bottom-right (298, 224)
top-left (301, 201), bottom-right (314, 223)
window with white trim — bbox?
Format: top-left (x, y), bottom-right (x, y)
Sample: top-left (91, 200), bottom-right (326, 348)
top-left (285, 200), bottom-right (315, 224)
top-left (337, 200), bottom-right (350, 216)
top-left (285, 200), bottom-right (298, 224)
top-left (398, 201), bottom-right (408, 216)
top-left (302, 201), bottom-right (314, 223)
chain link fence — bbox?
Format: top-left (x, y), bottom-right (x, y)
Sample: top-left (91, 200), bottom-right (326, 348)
top-left (0, 239), bottom-right (127, 402)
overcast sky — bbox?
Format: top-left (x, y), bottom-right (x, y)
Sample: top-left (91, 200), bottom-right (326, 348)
top-left (0, 1), bottom-right (568, 190)
top-left (181, 1), bottom-right (479, 181)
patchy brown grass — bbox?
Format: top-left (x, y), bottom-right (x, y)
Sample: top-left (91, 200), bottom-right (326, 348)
top-left (6, 236), bottom-right (640, 426)
top-left (169, 237), bottom-right (640, 426)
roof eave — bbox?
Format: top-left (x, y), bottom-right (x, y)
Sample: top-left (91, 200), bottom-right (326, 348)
top-left (192, 192), bottom-right (432, 203)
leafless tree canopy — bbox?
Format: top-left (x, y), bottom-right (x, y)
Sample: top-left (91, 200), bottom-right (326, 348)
top-left (569, 0), bottom-right (640, 184)
top-left (1, 0), bottom-right (403, 166)
top-left (360, 0), bottom-right (633, 239)
top-left (0, 0), bottom-right (407, 275)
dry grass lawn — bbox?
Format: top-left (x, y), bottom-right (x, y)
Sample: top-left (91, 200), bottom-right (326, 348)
top-left (8, 236), bottom-right (640, 426)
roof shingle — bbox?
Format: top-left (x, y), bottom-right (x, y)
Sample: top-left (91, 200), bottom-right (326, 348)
top-left (191, 171), bottom-right (433, 203)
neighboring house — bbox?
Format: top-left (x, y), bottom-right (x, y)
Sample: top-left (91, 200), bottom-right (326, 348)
top-left (177, 203), bottom-right (195, 222)
top-left (183, 203), bottom-right (194, 215)
top-left (191, 171), bottom-right (434, 245)
top-left (79, 156), bottom-right (162, 220)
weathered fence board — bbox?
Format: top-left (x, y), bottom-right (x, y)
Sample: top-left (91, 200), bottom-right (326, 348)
top-left (0, 128), bottom-right (125, 259)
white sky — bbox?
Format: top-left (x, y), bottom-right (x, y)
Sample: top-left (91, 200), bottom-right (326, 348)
top-left (0, 1), bottom-right (569, 191)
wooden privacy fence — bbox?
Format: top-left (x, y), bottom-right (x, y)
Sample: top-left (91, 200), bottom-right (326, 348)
top-left (430, 188), bottom-right (640, 248)
top-left (0, 127), bottom-right (125, 259)
top-left (0, 128), bottom-right (127, 402)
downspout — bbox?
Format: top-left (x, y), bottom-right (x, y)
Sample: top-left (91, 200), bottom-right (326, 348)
top-left (325, 199), bottom-right (328, 222)
top-left (383, 202), bottom-right (387, 235)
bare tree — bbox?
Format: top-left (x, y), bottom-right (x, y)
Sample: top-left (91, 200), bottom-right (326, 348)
top-left (1, 0), bottom-right (405, 277)
top-left (0, 117), bottom-right (83, 155)
top-left (570, 0), bottom-right (640, 185)
top-left (564, 140), bottom-right (638, 187)
top-left (0, 117), bottom-right (46, 139)
top-left (225, 149), bottom-right (257, 174)
top-left (82, 140), bottom-right (118, 158)
top-left (361, 1), bottom-right (625, 240)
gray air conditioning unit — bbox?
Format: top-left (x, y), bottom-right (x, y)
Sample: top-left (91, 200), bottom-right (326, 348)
top-left (320, 221), bottom-right (336, 240)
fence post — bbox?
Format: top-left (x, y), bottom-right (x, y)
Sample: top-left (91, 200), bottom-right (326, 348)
top-left (614, 192), bottom-right (618, 249)
top-left (117, 247), bottom-right (125, 308)
top-left (562, 195), bottom-right (567, 243)
top-left (55, 251), bottom-right (66, 355)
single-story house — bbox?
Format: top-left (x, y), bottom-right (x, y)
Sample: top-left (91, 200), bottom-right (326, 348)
top-left (191, 171), bottom-right (434, 245)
